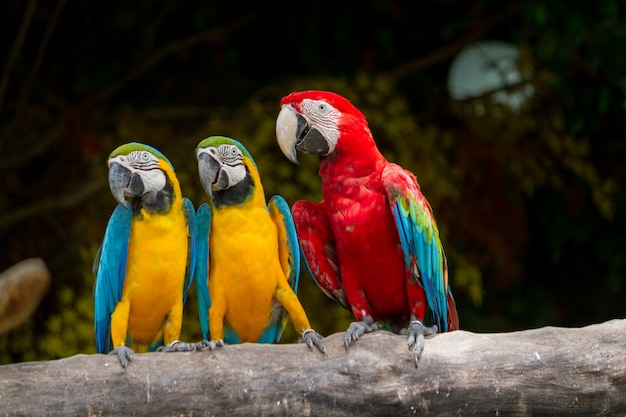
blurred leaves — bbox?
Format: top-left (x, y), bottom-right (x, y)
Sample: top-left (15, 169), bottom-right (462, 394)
top-left (39, 286), bottom-right (95, 358)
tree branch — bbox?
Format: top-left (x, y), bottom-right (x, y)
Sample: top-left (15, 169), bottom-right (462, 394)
top-left (382, 2), bottom-right (524, 81)
top-left (0, 176), bottom-right (106, 228)
top-left (86, 15), bottom-right (256, 106)
top-left (0, 0), bottom-right (38, 114)
top-left (0, 119), bottom-right (65, 171)
top-left (15, 0), bottom-right (67, 116)
top-left (133, 2), bottom-right (173, 62)
top-left (1, 319), bottom-right (625, 416)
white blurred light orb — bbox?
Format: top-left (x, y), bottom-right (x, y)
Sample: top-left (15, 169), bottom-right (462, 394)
top-left (447, 40), bottom-right (533, 112)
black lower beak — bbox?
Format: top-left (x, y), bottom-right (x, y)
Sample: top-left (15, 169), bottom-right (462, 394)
top-left (295, 126), bottom-right (330, 156)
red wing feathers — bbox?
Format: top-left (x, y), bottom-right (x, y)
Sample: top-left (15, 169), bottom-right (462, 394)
top-left (292, 200), bottom-right (349, 310)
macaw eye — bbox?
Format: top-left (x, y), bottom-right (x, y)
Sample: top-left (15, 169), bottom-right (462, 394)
top-left (217, 144), bottom-right (241, 163)
top-left (317, 103), bottom-right (330, 114)
top-left (126, 150), bottom-right (158, 169)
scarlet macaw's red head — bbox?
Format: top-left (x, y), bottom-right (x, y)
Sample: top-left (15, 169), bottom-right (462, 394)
top-left (276, 90), bottom-right (370, 164)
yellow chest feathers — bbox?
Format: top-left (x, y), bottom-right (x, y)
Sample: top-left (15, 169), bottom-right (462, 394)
top-left (124, 207), bottom-right (189, 301)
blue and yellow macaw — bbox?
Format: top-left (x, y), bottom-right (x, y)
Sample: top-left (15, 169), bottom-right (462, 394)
top-left (93, 142), bottom-right (196, 367)
top-left (192, 136), bottom-right (325, 352)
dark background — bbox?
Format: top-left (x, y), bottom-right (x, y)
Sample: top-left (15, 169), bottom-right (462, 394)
top-left (1, 0), bottom-right (625, 363)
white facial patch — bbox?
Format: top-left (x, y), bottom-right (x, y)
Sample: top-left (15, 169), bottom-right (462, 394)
top-left (198, 145), bottom-right (247, 190)
top-left (109, 151), bottom-right (166, 193)
top-left (217, 145), bottom-right (246, 187)
top-left (300, 98), bottom-right (341, 150)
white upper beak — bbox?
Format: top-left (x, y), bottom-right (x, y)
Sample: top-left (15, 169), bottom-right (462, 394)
top-left (275, 105), bottom-right (299, 164)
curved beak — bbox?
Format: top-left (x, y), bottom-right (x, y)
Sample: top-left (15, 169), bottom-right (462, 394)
top-left (276, 106), bottom-right (301, 164)
top-left (276, 106), bottom-right (331, 164)
top-left (108, 162), bottom-right (145, 208)
top-left (197, 149), bottom-right (227, 199)
top-left (276, 105), bottom-right (330, 164)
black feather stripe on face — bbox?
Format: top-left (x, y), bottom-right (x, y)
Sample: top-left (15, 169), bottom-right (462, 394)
top-left (211, 169), bottom-right (253, 208)
top-left (131, 170), bottom-right (175, 218)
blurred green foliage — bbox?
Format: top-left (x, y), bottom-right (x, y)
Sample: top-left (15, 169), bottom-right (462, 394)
top-left (0, 1), bottom-right (625, 363)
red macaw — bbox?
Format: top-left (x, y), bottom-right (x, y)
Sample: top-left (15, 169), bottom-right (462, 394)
top-left (276, 90), bottom-right (459, 365)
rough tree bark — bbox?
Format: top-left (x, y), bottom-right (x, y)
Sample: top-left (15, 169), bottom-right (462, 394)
top-left (1, 319), bottom-right (625, 416)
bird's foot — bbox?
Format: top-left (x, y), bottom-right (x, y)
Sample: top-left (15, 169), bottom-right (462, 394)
top-left (194, 339), bottom-right (225, 351)
top-left (299, 329), bottom-right (326, 354)
top-left (344, 317), bottom-right (380, 349)
top-left (109, 345), bottom-right (134, 368)
top-left (157, 340), bottom-right (198, 352)
top-left (405, 319), bottom-right (438, 367)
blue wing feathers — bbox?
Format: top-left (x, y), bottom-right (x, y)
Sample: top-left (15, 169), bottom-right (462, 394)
top-left (268, 195), bottom-right (301, 294)
top-left (194, 203), bottom-right (212, 340)
top-left (94, 204), bottom-right (133, 353)
top-left (224, 324), bottom-right (242, 344)
top-left (257, 323), bottom-right (281, 344)
top-left (389, 185), bottom-right (451, 332)
top-left (393, 205), bottom-right (411, 266)
top-left (182, 198), bottom-right (196, 304)
top-left (267, 195), bottom-right (301, 343)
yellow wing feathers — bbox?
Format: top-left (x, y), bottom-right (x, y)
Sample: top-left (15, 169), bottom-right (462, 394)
top-left (269, 203), bottom-right (292, 279)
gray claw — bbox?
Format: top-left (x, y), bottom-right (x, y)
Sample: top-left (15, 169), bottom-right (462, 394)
top-left (158, 340), bottom-right (198, 352)
top-left (300, 329), bottom-right (326, 354)
top-left (109, 345), bottom-right (134, 368)
top-left (344, 317), bottom-right (380, 349)
top-left (406, 319), bottom-right (438, 367)
top-left (194, 339), bottom-right (224, 351)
